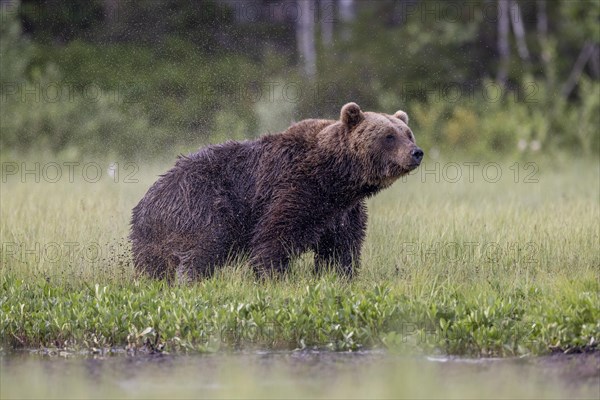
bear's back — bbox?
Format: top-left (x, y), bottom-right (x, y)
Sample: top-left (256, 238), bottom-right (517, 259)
top-left (132, 141), bottom-right (259, 234)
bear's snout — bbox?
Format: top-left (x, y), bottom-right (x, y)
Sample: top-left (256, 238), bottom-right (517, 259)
top-left (411, 147), bottom-right (424, 165)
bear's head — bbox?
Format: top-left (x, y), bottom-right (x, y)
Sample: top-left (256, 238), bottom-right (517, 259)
top-left (338, 102), bottom-right (423, 189)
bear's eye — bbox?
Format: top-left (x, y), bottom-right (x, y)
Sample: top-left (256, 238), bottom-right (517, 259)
top-left (385, 134), bottom-right (395, 141)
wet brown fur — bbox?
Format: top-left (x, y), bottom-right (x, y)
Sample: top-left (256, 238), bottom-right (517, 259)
top-left (130, 103), bottom-right (422, 279)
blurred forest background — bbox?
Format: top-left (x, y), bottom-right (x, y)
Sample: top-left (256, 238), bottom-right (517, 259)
top-left (1, 0), bottom-right (598, 158)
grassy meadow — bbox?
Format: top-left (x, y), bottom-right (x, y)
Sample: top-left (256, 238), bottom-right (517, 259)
top-left (1, 155), bottom-right (598, 356)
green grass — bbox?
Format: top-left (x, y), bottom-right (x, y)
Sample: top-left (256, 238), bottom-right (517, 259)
top-left (1, 156), bottom-right (598, 356)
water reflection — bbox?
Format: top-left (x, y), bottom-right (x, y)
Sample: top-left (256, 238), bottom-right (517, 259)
top-left (1, 350), bottom-right (598, 399)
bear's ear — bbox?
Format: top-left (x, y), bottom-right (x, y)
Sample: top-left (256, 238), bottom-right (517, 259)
top-left (341, 102), bottom-right (364, 129)
top-left (394, 110), bottom-right (409, 124)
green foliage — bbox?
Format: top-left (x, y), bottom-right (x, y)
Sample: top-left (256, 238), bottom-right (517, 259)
top-left (0, 12), bottom-right (164, 157)
top-left (3, 0), bottom-right (599, 157)
top-left (1, 6), bottom-right (268, 156)
top-left (398, 77), bottom-right (600, 157)
top-left (1, 274), bottom-right (597, 355)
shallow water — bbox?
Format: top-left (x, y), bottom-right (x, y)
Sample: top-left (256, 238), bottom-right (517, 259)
top-left (1, 350), bottom-right (598, 399)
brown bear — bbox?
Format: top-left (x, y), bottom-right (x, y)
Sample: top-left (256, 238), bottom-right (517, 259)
top-left (130, 102), bottom-right (423, 280)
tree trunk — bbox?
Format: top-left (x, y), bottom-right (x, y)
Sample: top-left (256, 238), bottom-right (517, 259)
top-left (339, 0), bottom-right (355, 40)
top-left (536, 0), bottom-right (547, 39)
top-left (536, 0), bottom-right (550, 66)
top-left (562, 42), bottom-right (595, 97)
top-left (497, 0), bottom-right (511, 86)
top-left (509, 0), bottom-right (530, 62)
top-left (296, 0), bottom-right (317, 78)
top-left (102, 0), bottom-right (119, 24)
top-left (320, 0), bottom-right (334, 47)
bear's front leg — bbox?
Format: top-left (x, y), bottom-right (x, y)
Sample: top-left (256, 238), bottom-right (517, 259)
top-left (250, 196), bottom-right (327, 276)
top-left (249, 242), bottom-right (291, 276)
top-left (313, 201), bottom-right (367, 278)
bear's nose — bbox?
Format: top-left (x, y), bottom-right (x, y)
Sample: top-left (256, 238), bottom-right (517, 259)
top-left (411, 148), bottom-right (424, 164)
